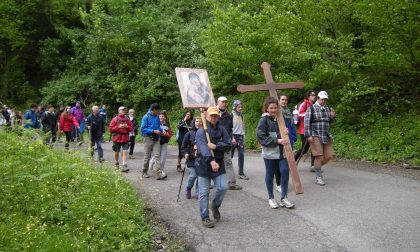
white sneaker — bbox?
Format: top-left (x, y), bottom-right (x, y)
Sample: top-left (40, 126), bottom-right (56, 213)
top-left (280, 197), bottom-right (295, 209)
top-left (276, 185), bottom-right (282, 194)
top-left (315, 176), bottom-right (326, 186)
top-left (268, 199), bottom-right (279, 209)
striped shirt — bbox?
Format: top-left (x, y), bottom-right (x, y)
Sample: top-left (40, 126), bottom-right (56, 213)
top-left (304, 102), bottom-right (335, 144)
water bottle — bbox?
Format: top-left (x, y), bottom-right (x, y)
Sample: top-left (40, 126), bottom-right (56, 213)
top-left (293, 107), bottom-right (299, 125)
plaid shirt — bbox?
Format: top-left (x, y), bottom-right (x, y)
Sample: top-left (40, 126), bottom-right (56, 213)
top-left (304, 102), bottom-right (335, 144)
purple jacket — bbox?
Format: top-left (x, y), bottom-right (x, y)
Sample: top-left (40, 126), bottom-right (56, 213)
top-left (71, 107), bottom-right (84, 123)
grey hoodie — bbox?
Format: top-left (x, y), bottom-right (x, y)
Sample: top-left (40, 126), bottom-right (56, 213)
top-left (256, 113), bottom-right (284, 160)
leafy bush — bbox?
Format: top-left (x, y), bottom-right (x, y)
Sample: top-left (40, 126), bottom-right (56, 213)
top-left (332, 112), bottom-right (420, 165)
top-left (0, 129), bottom-right (152, 251)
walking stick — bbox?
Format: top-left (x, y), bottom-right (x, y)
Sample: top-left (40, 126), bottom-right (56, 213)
top-left (177, 165), bottom-right (187, 202)
top-left (295, 139), bottom-right (308, 166)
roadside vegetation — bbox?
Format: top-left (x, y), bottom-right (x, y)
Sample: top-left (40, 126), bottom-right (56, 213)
top-left (0, 129), bottom-right (153, 251)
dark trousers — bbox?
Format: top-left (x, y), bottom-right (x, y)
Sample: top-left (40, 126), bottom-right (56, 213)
top-left (129, 135), bottom-right (136, 155)
top-left (178, 141), bottom-right (183, 159)
top-left (43, 130), bottom-right (56, 145)
top-left (231, 134), bottom-right (245, 175)
top-left (64, 131), bottom-right (71, 149)
top-left (294, 134), bottom-right (314, 166)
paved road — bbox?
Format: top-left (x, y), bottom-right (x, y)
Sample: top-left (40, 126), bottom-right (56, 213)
top-left (88, 142), bottom-right (420, 252)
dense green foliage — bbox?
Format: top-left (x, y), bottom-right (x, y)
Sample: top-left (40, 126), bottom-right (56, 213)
top-left (0, 129), bottom-right (152, 251)
top-left (0, 0), bottom-right (418, 164)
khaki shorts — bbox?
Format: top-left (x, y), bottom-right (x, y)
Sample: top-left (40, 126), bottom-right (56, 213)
top-left (309, 137), bottom-right (334, 158)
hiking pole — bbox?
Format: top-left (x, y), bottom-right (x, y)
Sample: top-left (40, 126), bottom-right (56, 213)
top-left (295, 139), bottom-right (308, 166)
top-left (176, 165), bottom-right (187, 202)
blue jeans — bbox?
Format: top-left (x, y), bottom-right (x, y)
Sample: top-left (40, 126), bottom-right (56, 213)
top-left (263, 158), bottom-right (289, 199)
top-left (91, 137), bottom-right (103, 158)
top-left (198, 174), bottom-right (228, 220)
top-left (186, 167), bottom-right (199, 195)
top-left (231, 134), bottom-right (245, 175)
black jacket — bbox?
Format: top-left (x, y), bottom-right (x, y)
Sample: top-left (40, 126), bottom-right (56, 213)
top-left (218, 109), bottom-right (233, 136)
top-left (181, 129), bottom-right (198, 168)
top-left (176, 119), bottom-right (193, 143)
top-left (41, 111), bottom-right (58, 133)
top-left (86, 113), bottom-right (105, 140)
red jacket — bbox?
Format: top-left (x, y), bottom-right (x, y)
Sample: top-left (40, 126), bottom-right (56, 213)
top-left (59, 113), bottom-right (80, 132)
top-left (297, 99), bottom-right (312, 135)
top-left (109, 114), bottom-right (133, 143)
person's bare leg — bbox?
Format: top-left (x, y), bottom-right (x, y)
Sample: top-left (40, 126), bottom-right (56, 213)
top-left (122, 150), bottom-right (127, 165)
top-left (114, 152), bottom-right (119, 163)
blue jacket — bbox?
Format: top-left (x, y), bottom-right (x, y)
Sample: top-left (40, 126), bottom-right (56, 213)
top-left (141, 111), bottom-right (162, 137)
top-left (284, 116), bottom-right (297, 149)
top-left (195, 121), bottom-right (232, 178)
top-left (24, 110), bottom-right (39, 129)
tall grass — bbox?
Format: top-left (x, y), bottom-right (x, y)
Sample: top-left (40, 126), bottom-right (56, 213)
top-left (0, 129), bottom-right (152, 251)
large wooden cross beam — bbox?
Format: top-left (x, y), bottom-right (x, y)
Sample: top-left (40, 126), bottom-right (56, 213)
top-left (237, 62), bottom-right (304, 194)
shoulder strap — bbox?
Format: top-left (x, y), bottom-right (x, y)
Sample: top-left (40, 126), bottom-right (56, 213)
top-left (310, 105), bottom-right (315, 124)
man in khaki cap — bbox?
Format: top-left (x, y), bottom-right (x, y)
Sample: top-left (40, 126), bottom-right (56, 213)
top-left (195, 106), bottom-right (232, 228)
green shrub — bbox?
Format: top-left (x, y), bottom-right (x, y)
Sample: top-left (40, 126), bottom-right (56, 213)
top-left (0, 130), bottom-right (152, 251)
top-left (332, 112), bottom-right (420, 165)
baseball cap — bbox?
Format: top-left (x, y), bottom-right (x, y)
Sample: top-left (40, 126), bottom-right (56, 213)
top-left (207, 106), bottom-right (220, 116)
top-left (217, 96), bottom-right (228, 102)
top-left (318, 91), bottom-right (329, 99)
top-left (118, 106), bottom-right (126, 111)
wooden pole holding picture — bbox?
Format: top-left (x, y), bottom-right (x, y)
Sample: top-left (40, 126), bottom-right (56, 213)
top-left (237, 62), bottom-right (304, 194)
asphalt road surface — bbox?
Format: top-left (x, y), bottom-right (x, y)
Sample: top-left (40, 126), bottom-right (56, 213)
top-left (83, 142), bottom-right (420, 252)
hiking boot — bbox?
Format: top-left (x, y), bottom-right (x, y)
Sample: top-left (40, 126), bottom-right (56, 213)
top-left (121, 164), bottom-right (129, 173)
top-left (142, 172), bottom-right (150, 178)
top-left (210, 202), bottom-right (221, 221)
top-left (228, 183), bottom-right (242, 190)
top-left (115, 161), bottom-right (119, 167)
top-left (77, 141), bottom-right (83, 146)
top-left (202, 218), bottom-right (215, 228)
top-left (185, 188), bottom-right (192, 199)
top-left (176, 165), bottom-right (183, 172)
top-left (128, 155), bottom-right (135, 159)
top-left (268, 199), bottom-right (279, 209)
top-left (238, 174), bottom-right (249, 180)
top-left (315, 176), bottom-right (326, 186)
top-left (279, 197), bottom-right (295, 209)
top-left (99, 157), bottom-right (105, 163)
top-left (276, 185), bottom-right (282, 194)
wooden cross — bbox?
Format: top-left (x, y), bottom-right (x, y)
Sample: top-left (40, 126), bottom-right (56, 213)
top-left (237, 62), bottom-right (304, 194)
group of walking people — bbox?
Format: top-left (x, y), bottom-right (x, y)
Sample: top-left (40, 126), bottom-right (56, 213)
top-left (182, 91), bottom-right (335, 228)
top-left (6, 89), bottom-right (335, 229)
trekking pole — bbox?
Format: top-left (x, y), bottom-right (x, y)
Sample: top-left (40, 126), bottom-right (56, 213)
top-left (295, 139), bottom-right (308, 166)
top-left (176, 165), bottom-right (187, 202)
top-left (87, 127), bottom-right (93, 156)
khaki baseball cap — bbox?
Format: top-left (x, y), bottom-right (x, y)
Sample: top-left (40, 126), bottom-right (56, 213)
top-left (207, 106), bottom-right (220, 116)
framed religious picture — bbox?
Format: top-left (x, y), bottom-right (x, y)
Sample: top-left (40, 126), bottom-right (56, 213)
top-left (175, 67), bottom-right (216, 108)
